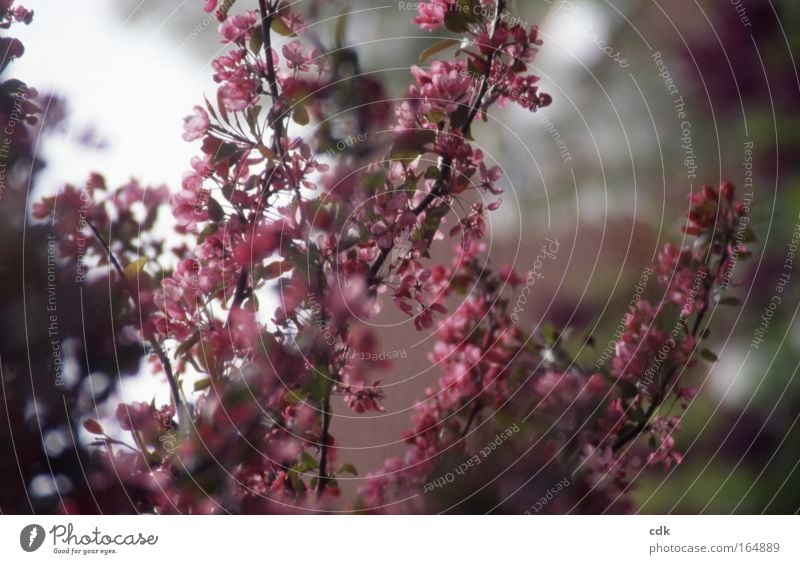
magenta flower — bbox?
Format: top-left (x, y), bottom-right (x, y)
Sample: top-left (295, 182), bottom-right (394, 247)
top-left (182, 105), bottom-right (209, 142)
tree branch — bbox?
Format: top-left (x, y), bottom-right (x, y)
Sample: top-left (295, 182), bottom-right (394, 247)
top-left (612, 227), bottom-right (733, 452)
top-left (86, 219), bottom-right (186, 428)
top-left (366, 0), bottom-right (506, 288)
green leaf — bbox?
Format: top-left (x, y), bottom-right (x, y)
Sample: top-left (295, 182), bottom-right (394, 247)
top-left (301, 451), bottom-right (319, 470)
top-left (288, 469), bottom-right (306, 492)
top-left (197, 222), bottom-right (219, 244)
top-left (193, 378), bottom-right (211, 392)
top-left (418, 39), bottom-right (460, 64)
top-left (700, 348), bottom-right (719, 362)
top-left (337, 463), bottom-right (358, 476)
top-left (413, 203), bottom-right (449, 245)
top-left (271, 16), bottom-right (296, 37)
top-left (739, 227), bottom-right (758, 243)
top-left (424, 165), bottom-right (442, 180)
top-left (542, 323), bottom-right (558, 346)
top-left (244, 105), bottom-right (262, 135)
top-left (208, 197), bottom-right (225, 222)
top-left (444, 10), bottom-right (470, 33)
top-left (123, 257), bottom-right (148, 281)
top-left (304, 369), bottom-right (333, 405)
top-left (212, 141), bottom-right (241, 165)
top-left (334, 10), bottom-right (348, 48)
top-left (249, 25), bottom-right (264, 55)
top-left (292, 104), bottom-right (310, 126)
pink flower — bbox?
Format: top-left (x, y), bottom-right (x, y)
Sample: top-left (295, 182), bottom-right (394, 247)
top-left (410, 60), bottom-right (473, 113)
top-left (656, 243), bottom-right (707, 316)
top-left (182, 105), bottom-right (209, 142)
top-left (413, 1), bottom-right (448, 31)
top-left (218, 10), bottom-right (258, 43)
top-left (223, 76), bottom-right (258, 111)
top-left (343, 382), bottom-right (386, 413)
top-left (232, 221), bottom-right (282, 267)
top-left (282, 39), bottom-right (318, 72)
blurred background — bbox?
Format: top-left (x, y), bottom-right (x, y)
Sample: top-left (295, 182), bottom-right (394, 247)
top-left (3, 0), bottom-right (799, 513)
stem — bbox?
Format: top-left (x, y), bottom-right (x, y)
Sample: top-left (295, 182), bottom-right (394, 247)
top-left (257, 0), bottom-right (301, 202)
top-left (228, 0), bottom-right (285, 323)
top-left (258, 0), bottom-right (285, 158)
top-left (316, 388), bottom-right (333, 497)
top-left (612, 233), bottom-right (732, 452)
top-left (229, 0), bottom-right (298, 325)
top-left (86, 219), bottom-right (186, 428)
top-left (459, 400), bottom-right (483, 439)
top-left (366, 1), bottom-right (506, 288)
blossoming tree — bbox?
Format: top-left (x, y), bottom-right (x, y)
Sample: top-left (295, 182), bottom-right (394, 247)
top-left (3, 0), bottom-right (753, 513)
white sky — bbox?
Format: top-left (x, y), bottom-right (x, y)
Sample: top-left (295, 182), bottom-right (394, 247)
top-left (12, 0), bottom-right (216, 193)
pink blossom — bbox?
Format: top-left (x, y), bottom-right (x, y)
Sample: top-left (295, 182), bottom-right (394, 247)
top-left (218, 10), bottom-right (258, 43)
top-left (182, 105), bottom-right (209, 141)
top-left (413, 1), bottom-right (448, 31)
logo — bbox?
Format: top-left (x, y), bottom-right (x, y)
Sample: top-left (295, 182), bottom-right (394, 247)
top-left (20, 524), bottom-right (46, 552)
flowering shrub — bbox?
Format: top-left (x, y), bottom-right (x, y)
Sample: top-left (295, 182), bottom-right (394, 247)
top-left (4, 0), bottom-right (753, 514)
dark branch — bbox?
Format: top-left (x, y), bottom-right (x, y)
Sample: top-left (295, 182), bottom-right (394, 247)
top-left (87, 219), bottom-right (186, 427)
top-left (366, 1), bottom-right (506, 288)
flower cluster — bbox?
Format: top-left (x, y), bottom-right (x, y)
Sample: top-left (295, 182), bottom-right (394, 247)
top-left (24, 0), bottom-right (753, 516)
top-left (360, 179), bottom-right (750, 512)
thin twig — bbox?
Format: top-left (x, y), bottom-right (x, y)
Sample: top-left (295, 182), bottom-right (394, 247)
top-left (366, 0), bottom-right (506, 288)
top-left (87, 219), bottom-right (186, 427)
top-left (316, 388), bottom-right (333, 496)
top-left (611, 226), bottom-right (732, 451)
